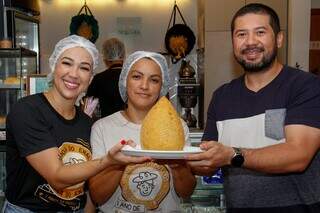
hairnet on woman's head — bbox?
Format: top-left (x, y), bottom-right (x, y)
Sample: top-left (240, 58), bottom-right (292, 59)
top-left (102, 38), bottom-right (125, 61)
top-left (118, 51), bottom-right (170, 102)
top-left (49, 35), bottom-right (99, 73)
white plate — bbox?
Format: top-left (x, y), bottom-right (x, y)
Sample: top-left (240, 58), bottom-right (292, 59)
top-left (121, 145), bottom-right (203, 159)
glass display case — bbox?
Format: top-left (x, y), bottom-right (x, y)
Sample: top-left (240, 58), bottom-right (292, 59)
top-left (0, 47), bottom-right (37, 131)
top-left (185, 132), bottom-right (226, 212)
top-left (0, 47), bottom-right (36, 208)
top-left (0, 5), bottom-right (40, 71)
top-left (12, 11), bottom-right (40, 71)
top-left (190, 177), bottom-right (225, 212)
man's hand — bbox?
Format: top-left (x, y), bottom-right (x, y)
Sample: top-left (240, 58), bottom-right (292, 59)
top-left (185, 141), bottom-right (234, 174)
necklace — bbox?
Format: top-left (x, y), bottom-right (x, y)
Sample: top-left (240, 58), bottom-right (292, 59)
top-left (45, 92), bottom-right (76, 119)
top-left (122, 109), bottom-right (133, 123)
top-left (122, 109), bottom-right (145, 124)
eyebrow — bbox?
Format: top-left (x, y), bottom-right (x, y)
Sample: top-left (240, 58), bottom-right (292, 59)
top-left (61, 56), bottom-right (92, 67)
top-left (254, 26), bottom-right (267, 31)
top-left (234, 26), bottom-right (268, 33)
top-left (132, 70), bottom-right (162, 79)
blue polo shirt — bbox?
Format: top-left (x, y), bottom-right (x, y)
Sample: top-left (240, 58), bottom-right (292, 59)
top-left (203, 66), bottom-right (320, 213)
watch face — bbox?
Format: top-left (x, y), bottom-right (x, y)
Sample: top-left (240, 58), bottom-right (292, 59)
top-left (231, 154), bottom-right (244, 167)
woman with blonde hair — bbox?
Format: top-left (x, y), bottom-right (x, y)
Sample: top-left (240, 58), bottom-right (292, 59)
top-left (3, 35), bottom-right (148, 213)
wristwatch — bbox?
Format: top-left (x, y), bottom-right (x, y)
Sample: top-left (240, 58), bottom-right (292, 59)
top-left (231, 147), bottom-right (244, 167)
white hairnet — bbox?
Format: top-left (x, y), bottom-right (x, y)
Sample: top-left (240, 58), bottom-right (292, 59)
top-left (102, 38), bottom-right (125, 61)
top-left (118, 51), bottom-right (170, 102)
top-left (49, 35), bottom-right (99, 73)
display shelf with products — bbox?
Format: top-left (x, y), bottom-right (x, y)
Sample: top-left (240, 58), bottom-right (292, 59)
top-left (186, 132), bottom-right (226, 212)
top-left (181, 177), bottom-right (225, 212)
top-left (0, 47), bottom-right (37, 134)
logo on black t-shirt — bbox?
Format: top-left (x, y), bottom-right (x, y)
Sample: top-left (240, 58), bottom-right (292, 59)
top-left (35, 140), bottom-right (92, 210)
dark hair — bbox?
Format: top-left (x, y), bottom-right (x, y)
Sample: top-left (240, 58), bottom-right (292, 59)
top-left (231, 3), bottom-right (281, 35)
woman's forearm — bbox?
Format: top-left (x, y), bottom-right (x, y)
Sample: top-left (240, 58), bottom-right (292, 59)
top-left (26, 148), bottom-right (114, 191)
top-left (171, 165), bottom-right (196, 199)
top-left (88, 166), bottom-right (124, 205)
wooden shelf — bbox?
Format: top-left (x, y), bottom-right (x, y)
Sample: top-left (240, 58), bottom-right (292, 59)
top-left (0, 83), bottom-right (21, 89)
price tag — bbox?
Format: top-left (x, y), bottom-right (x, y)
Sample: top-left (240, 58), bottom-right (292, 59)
top-left (0, 131), bottom-right (5, 141)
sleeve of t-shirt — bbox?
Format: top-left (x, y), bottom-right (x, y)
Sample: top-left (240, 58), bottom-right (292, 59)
top-left (90, 120), bottom-right (107, 160)
top-left (86, 76), bottom-right (99, 97)
top-left (202, 91), bottom-right (219, 141)
top-left (285, 75), bottom-right (320, 128)
top-left (7, 100), bottom-right (57, 157)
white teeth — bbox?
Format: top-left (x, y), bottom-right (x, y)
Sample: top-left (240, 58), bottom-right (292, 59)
top-left (64, 81), bottom-right (78, 89)
top-left (247, 50), bottom-right (258, 53)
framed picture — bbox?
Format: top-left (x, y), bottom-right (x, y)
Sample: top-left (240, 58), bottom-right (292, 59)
top-left (26, 74), bottom-right (49, 95)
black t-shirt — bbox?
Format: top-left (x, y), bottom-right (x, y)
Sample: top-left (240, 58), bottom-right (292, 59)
top-left (5, 93), bottom-right (93, 212)
top-left (86, 64), bottom-right (125, 118)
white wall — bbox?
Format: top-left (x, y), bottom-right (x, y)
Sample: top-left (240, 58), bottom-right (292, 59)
top-left (312, 0), bottom-right (320, 8)
top-left (39, 0), bottom-right (197, 73)
top-left (287, 0), bottom-right (311, 70)
top-left (203, 0), bottom-right (312, 125)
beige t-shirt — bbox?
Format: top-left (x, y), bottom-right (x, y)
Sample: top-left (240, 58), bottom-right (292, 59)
top-left (90, 111), bottom-right (189, 213)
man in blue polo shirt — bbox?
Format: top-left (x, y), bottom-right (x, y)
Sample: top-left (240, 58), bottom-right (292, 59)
top-left (187, 3), bottom-right (320, 213)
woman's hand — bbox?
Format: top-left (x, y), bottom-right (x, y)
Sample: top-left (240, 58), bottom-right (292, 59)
top-left (104, 140), bottom-right (151, 166)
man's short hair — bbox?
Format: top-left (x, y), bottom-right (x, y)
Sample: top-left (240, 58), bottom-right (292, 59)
top-left (231, 3), bottom-right (281, 36)
top-left (102, 38), bottom-right (125, 61)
